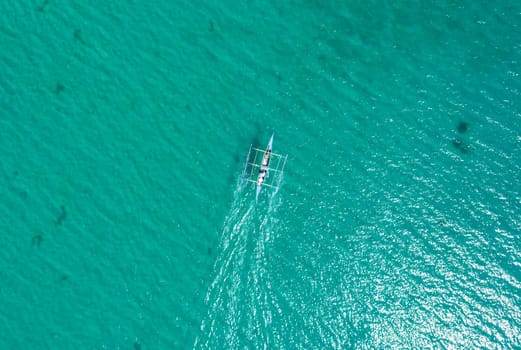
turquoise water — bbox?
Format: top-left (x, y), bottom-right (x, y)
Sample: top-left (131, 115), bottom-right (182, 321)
top-left (1, 0), bottom-right (520, 348)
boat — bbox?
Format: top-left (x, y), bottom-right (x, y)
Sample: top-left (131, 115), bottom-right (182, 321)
top-left (242, 134), bottom-right (287, 201)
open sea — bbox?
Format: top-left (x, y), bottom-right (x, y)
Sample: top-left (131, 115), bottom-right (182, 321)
top-left (1, 1), bottom-right (520, 349)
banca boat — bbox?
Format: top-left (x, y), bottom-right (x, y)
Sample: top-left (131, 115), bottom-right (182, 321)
top-left (242, 134), bottom-right (287, 201)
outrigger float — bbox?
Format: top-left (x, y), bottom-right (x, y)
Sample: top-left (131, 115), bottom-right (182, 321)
top-left (242, 134), bottom-right (288, 201)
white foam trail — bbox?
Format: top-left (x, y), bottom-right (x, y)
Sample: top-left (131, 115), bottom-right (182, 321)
top-left (194, 176), bottom-right (284, 349)
top-left (248, 187), bottom-right (283, 346)
top-left (194, 177), bottom-right (253, 348)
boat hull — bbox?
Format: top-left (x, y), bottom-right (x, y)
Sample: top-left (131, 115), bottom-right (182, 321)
top-left (255, 134), bottom-right (274, 201)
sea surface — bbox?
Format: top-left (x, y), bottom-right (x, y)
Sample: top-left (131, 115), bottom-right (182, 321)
top-left (1, 1), bottom-right (520, 349)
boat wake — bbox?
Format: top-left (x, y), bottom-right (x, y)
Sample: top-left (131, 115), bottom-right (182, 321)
top-left (194, 176), bottom-right (283, 349)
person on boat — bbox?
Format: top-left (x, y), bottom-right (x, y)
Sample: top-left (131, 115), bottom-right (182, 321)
top-left (262, 150), bottom-right (271, 167)
top-left (257, 169), bottom-right (266, 185)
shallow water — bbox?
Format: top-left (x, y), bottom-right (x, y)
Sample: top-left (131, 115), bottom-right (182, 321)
top-left (1, 1), bottom-right (520, 348)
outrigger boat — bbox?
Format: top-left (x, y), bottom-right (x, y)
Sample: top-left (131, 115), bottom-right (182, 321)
top-left (242, 134), bottom-right (287, 201)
